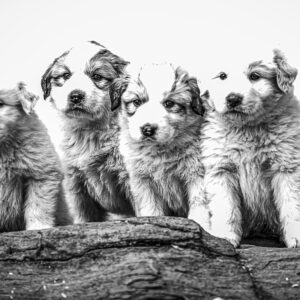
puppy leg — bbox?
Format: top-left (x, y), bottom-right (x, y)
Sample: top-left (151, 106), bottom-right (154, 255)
top-left (25, 174), bottom-right (61, 230)
top-left (55, 185), bottom-right (73, 226)
top-left (272, 172), bottom-right (300, 248)
top-left (187, 178), bottom-right (211, 232)
top-left (204, 172), bottom-right (242, 247)
top-left (130, 176), bottom-right (164, 217)
top-left (64, 174), bottom-right (106, 224)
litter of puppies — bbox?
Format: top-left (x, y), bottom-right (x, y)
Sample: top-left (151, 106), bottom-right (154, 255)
top-left (1, 42), bottom-right (299, 248)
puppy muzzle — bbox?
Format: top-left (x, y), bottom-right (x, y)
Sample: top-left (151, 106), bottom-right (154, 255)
top-left (226, 93), bottom-right (243, 109)
top-left (141, 123), bottom-right (158, 139)
top-left (68, 89), bottom-right (86, 106)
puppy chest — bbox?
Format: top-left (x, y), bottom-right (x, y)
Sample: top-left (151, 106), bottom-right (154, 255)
top-left (151, 175), bottom-right (189, 217)
top-left (135, 158), bottom-right (189, 216)
top-left (0, 175), bottom-right (25, 230)
top-left (238, 159), bottom-right (279, 234)
top-left (239, 159), bottom-right (272, 204)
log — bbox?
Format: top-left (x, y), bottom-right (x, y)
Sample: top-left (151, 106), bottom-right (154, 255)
top-left (0, 217), bottom-right (299, 299)
top-left (238, 240), bottom-right (300, 300)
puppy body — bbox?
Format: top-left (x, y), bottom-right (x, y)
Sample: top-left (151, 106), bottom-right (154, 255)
top-left (0, 83), bottom-right (68, 232)
top-left (200, 50), bottom-right (300, 247)
top-left (114, 64), bottom-right (207, 222)
top-left (41, 41), bottom-right (134, 223)
top-left (62, 111), bottom-right (133, 222)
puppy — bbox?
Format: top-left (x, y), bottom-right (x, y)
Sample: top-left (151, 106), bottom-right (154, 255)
top-left (111, 63), bottom-right (207, 223)
top-left (200, 49), bottom-right (300, 247)
top-left (41, 41), bottom-right (135, 223)
top-left (0, 82), bottom-right (68, 232)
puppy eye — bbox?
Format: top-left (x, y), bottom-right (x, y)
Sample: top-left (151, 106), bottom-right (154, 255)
top-left (249, 72), bottom-right (261, 81)
top-left (92, 74), bottom-right (103, 82)
top-left (163, 100), bottom-right (175, 109)
top-left (63, 73), bottom-right (71, 80)
top-left (133, 99), bottom-right (142, 107)
top-left (218, 72), bottom-right (228, 80)
top-left (0, 100), bottom-right (3, 108)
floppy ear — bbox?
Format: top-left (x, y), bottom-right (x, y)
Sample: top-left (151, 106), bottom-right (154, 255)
top-left (109, 78), bottom-right (128, 111)
top-left (110, 53), bottom-right (130, 74)
top-left (175, 67), bottom-right (205, 116)
top-left (188, 77), bottom-right (205, 116)
top-left (175, 66), bottom-right (189, 83)
top-left (41, 51), bottom-right (69, 99)
top-left (273, 49), bottom-right (298, 93)
top-left (200, 90), bottom-right (213, 111)
top-left (17, 82), bottom-right (39, 115)
top-left (41, 62), bottom-right (55, 100)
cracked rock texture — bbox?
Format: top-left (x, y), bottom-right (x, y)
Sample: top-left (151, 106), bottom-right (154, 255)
top-left (0, 217), bottom-right (299, 299)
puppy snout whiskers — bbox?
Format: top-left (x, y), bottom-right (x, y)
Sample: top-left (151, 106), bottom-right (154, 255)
top-left (141, 123), bottom-right (158, 138)
top-left (69, 89), bottom-right (86, 105)
top-left (226, 93), bottom-right (243, 108)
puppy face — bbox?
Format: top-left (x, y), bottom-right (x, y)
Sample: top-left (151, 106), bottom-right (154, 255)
top-left (202, 49), bottom-right (298, 123)
top-left (41, 41), bottom-right (128, 120)
top-left (0, 82), bottom-right (38, 138)
top-left (112, 63), bottom-right (204, 144)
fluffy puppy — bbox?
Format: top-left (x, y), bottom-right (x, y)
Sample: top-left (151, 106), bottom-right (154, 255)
top-left (0, 83), bottom-right (68, 232)
top-left (41, 41), bottom-right (135, 223)
top-left (111, 63), bottom-right (207, 223)
top-left (200, 49), bottom-right (300, 247)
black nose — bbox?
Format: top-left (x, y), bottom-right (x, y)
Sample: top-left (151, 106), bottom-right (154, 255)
top-left (226, 93), bottom-right (243, 108)
top-left (69, 90), bottom-right (86, 104)
top-left (141, 124), bottom-right (158, 137)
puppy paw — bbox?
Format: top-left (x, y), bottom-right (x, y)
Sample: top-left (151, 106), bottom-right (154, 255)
top-left (224, 235), bottom-right (241, 248)
top-left (26, 222), bottom-right (53, 231)
top-left (188, 206), bottom-right (211, 233)
top-left (209, 226), bottom-right (241, 248)
top-left (215, 232), bottom-right (241, 248)
top-left (283, 222), bottom-right (300, 248)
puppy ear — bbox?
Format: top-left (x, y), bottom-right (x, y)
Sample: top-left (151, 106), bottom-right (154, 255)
top-left (41, 63), bottom-right (54, 100)
top-left (111, 54), bottom-right (130, 74)
top-left (109, 78), bottom-right (128, 111)
top-left (41, 51), bottom-right (69, 99)
top-left (188, 78), bottom-right (205, 116)
top-left (273, 49), bottom-right (298, 93)
top-left (17, 82), bottom-right (39, 114)
top-left (174, 67), bottom-right (205, 116)
top-left (175, 66), bottom-right (189, 83)
top-left (101, 49), bottom-right (130, 75)
top-left (200, 90), bottom-right (213, 111)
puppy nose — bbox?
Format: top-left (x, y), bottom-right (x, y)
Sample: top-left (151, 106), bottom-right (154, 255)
top-left (141, 124), bottom-right (158, 137)
top-left (69, 90), bottom-right (86, 104)
top-left (226, 93), bottom-right (243, 108)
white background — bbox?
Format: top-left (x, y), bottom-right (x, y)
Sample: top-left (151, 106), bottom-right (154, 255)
top-left (0, 0), bottom-right (300, 95)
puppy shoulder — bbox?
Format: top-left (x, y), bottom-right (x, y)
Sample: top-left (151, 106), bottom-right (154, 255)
top-left (18, 113), bottom-right (62, 177)
top-left (201, 114), bottom-right (228, 147)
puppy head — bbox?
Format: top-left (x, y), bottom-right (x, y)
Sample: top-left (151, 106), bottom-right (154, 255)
top-left (112, 63), bottom-right (204, 144)
top-left (0, 82), bottom-right (39, 138)
top-left (41, 41), bottom-right (129, 121)
top-left (202, 49), bottom-right (297, 124)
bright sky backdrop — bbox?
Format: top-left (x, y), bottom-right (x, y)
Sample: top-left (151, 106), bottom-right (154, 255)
top-left (0, 0), bottom-right (300, 95)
